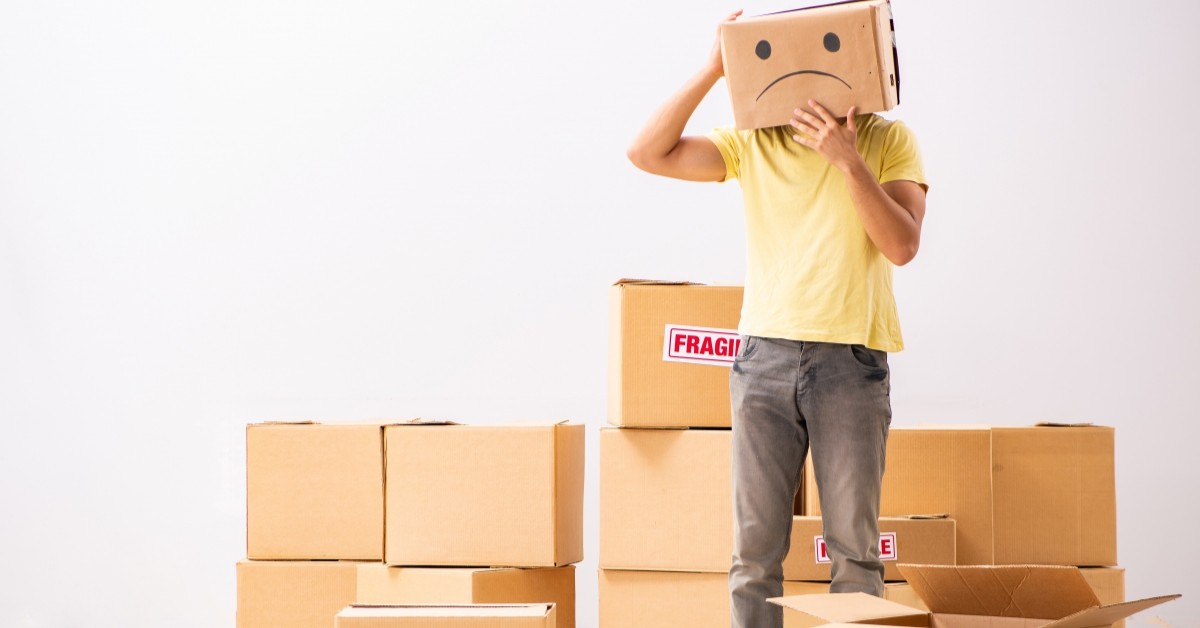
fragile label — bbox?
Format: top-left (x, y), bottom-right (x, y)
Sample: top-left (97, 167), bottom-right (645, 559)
top-left (814, 532), bottom-right (897, 563)
top-left (662, 325), bottom-right (741, 367)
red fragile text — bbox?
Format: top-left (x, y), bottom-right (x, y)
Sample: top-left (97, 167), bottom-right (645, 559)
top-left (662, 325), bottom-right (741, 367)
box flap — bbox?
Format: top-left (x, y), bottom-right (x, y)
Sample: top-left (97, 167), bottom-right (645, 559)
top-left (768, 592), bottom-right (927, 625)
top-left (613, 278), bottom-right (704, 286)
top-left (899, 565), bottom-right (1099, 619)
top-left (896, 513), bottom-right (949, 520)
top-left (1043, 594), bottom-right (1181, 628)
top-left (1032, 422), bottom-right (1097, 428)
top-left (395, 418), bottom-right (459, 426)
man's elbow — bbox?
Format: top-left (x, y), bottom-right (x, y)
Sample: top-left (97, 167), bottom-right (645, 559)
top-left (626, 145), bottom-right (661, 174)
top-left (887, 241), bottom-right (920, 266)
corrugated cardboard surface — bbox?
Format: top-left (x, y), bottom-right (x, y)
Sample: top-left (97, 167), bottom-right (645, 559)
top-left (783, 516), bottom-right (955, 582)
top-left (608, 281), bottom-right (743, 427)
top-left (991, 426), bottom-right (1116, 566)
top-left (599, 570), bottom-right (918, 628)
top-left (806, 427), bottom-right (993, 565)
top-left (246, 422), bottom-right (384, 560)
top-left (384, 423), bottom-right (584, 567)
top-left (237, 560), bottom-right (362, 628)
top-left (335, 604), bottom-right (554, 627)
top-left (599, 427), bottom-right (732, 572)
top-left (901, 564), bottom-right (1099, 619)
top-left (720, 0), bottom-right (897, 130)
top-left (355, 566), bottom-right (575, 628)
top-left (1079, 567), bottom-right (1125, 628)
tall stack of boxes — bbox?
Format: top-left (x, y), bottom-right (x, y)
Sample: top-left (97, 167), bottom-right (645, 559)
top-left (600, 279), bottom-right (1135, 627)
top-left (237, 420), bottom-right (584, 628)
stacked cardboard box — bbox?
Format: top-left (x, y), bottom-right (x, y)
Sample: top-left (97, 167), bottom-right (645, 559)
top-left (600, 280), bottom-right (947, 627)
top-left (237, 420), bottom-right (584, 628)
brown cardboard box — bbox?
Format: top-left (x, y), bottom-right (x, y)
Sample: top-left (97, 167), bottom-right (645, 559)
top-left (246, 422), bottom-right (385, 560)
top-left (805, 424), bottom-right (1117, 566)
top-left (335, 604), bottom-right (555, 628)
top-left (608, 280), bottom-right (743, 428)
top-left (384, 422), bottom-right (584, 567)
top-left (990, 425), bottom-right (1116, 566)
top-left (770, 565), bottom-right (1178, 628)
top-left (599, 427), bottom-right (731, 572)
top-left (783, 516), bottom-right (955, 582)
top-left (237, 560), bottom-right (363, 628)
top-left (720, 0), bottom-right (899, 130)
top-left (237, 561), bottom-right (574, 628)
top-left (355, 565), bottom-right (575, 628)
top-left (598, 570), bottom-right (921, 628)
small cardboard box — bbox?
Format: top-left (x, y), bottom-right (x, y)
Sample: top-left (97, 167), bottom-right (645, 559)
top-left (805, 424), bottom-right (1117, 566)
top-left (384, 422), bottom-right (584, 567)
top-left (770, 565), bottom-right (1179, 628)
top-left (246, 422), bottom-right (385, 560)
top-left (355, 565), bottom-right (575, 628)
top-left (608, 280), bottom-right (743, 428)
top-left (237, 560), bottom-right (364, 628)
top-left (598, 569), bottom-right (921, 628)
top-left (335, 604), bottom-right (555, 628)
top-left (599, 427), bottom-right (732, 572)
top-left (783, 516), bottom-right (955, 582)
top-left (721, 0), bottom-right (899, 130)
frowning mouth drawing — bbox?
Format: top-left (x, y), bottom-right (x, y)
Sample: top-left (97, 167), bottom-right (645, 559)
top-left (755, 70), bottom-right (852, 101)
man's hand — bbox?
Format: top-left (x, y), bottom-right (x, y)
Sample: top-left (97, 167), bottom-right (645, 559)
top-left (788, 100), bottom-right (863, 173)
top-left (789, 99), bottom-right (926, 266)
top-left (704, 10), bottom-right (743, 78)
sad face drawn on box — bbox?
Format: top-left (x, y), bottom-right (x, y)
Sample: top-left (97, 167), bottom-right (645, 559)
top-left (721, 1), bottom-right (897, 130)
top-left (751, 30), bottom-right (852, 102)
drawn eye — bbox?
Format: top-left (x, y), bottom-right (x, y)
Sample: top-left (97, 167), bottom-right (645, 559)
top-left (824, 32), bottom-right (840, 52)
top-left (755, 40), bottom-right (771, 60)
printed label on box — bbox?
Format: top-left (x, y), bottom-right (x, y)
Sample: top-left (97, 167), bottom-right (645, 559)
top-left (815, 532), bottom-right (898, 563)
top-left (662, 325), bottom-right (741, 367)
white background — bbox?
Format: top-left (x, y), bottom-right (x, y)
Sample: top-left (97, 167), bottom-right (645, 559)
top-left (1, 0), bottom-right (1197, 626)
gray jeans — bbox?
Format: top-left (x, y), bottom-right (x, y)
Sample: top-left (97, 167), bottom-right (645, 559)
top-left (728, 336), bottom-right (891, 628)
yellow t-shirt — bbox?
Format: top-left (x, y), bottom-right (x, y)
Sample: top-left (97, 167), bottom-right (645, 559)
top-left (707, 115), bottom-right (927, 352)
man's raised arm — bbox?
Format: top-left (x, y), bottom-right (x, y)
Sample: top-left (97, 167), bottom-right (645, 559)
top-left (626, 11), bottom-right (741, 183)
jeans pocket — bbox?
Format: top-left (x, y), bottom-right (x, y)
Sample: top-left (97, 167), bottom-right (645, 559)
top-left (735, 336), bottom-right (758, 362)
top-left (848, 344), bottom-right (889, 376)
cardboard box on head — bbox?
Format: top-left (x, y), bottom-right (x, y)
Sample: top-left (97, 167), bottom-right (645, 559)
top-left (721, 0), bottom-right (899, 130)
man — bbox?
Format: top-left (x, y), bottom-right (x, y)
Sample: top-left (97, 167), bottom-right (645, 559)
top-left (626, 9), bottom-right (928, 628)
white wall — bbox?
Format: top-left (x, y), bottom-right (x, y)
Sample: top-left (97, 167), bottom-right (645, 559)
top-left (1, 0), bottom-right (1197, 625)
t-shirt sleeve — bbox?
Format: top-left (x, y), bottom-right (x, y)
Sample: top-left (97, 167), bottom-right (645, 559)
top-left (705, 126), bottom-right (744, 182)
top-left (879, 121), bottom-right (928, 191)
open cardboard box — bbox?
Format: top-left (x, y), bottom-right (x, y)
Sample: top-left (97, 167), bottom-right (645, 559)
top-left (769, 565), bottom-right (1180, 627)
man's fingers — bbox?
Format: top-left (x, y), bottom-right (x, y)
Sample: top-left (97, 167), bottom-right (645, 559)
top-left (792, 108), bottom-right (823, 128)
top-left (789, 117), bottom-right (819, 134)
top-left (809, 100), bottom-right (838, 125)
top-left (845, 106), bottom-right (858, 132)
top-left (791, 134), bottom-right (814, 148)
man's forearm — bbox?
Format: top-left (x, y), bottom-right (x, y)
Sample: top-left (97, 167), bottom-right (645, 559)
top-left (842, 162), bottom-right (923, 266)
